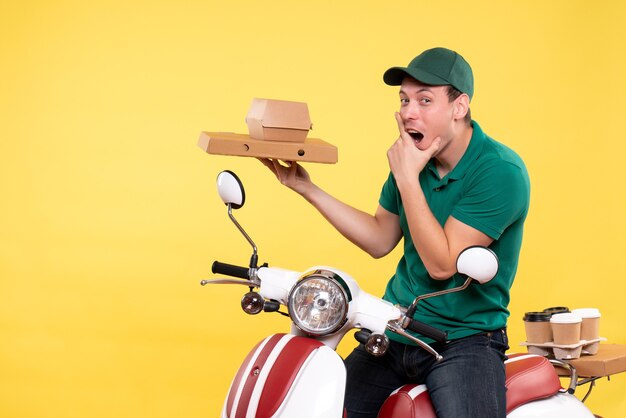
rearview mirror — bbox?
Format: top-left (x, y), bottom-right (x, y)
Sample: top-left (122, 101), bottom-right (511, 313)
top-left (456, 246), bottom-right (499, 284)
top-left (216, 170), bottom-right (245, 209)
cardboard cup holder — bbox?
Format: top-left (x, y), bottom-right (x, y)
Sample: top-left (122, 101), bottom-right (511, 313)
top-left (521, 338), bottom-right (606, 360)
top-left (521, 307), bottom-right (604, 360)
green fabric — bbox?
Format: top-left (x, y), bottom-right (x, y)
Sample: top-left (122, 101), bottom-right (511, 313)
top-left (379, 121), bottom-right (530, 344)
top-left (383, 47), bottom-right (474, 99)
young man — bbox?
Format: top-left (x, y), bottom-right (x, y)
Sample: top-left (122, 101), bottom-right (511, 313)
top-left (260, 47), bottom-right (530, 417)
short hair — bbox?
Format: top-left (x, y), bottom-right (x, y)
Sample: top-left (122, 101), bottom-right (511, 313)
top-left (446, 86), bottom-right (472, 125)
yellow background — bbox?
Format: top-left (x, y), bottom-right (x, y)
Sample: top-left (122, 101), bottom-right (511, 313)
top-left (2, 0), bottom-right (625, 416)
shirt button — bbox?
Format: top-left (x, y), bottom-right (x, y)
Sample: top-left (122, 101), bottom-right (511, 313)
top-left (434, 187), bottom-right (441, 192)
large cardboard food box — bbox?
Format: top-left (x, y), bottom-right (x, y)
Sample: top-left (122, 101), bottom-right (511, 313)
top-left (565, 344), bottom-right (626, 377)
top-left (197, 131), bottom-right (337, 164)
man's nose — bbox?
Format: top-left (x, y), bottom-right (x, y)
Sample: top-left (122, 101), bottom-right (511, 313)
top-left (400, 102), bottom-right (420, 120)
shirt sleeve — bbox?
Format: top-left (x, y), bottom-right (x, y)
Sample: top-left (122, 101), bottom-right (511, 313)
top-left (451, 160), bottom-right (530, 240)
top-left (378, 172), bottom-right (400, 215)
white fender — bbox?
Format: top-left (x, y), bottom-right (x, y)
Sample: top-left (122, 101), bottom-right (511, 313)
top-left (221, 333), bottom-right (346, 418)
top-left (508, 392), bottom-right (595, 418)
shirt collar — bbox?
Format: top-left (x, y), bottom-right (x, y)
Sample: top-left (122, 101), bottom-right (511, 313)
top-left (426, 120), bottom-right (485, 184)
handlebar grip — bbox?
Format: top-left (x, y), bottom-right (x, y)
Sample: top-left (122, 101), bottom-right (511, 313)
top-left (211, 261), bottom-right (250, 279)
top-left (406, 319), bottom-right (448, 343)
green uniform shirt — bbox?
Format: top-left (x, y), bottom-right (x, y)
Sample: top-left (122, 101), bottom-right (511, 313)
top-left (379, 121), bottom-right (530, 344)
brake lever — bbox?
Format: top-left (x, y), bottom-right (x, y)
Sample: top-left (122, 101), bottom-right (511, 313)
top-left (200, 278), bottom-right (260, 287)
top-left (386, 320), bottom-right (443, 362)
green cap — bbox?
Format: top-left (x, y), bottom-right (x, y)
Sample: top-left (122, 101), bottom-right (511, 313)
top-left (383, 47), bottom-right (474, 100)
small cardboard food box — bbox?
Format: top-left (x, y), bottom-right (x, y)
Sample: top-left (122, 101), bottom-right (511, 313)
top-left (245, 98), bottom-right (311, 142)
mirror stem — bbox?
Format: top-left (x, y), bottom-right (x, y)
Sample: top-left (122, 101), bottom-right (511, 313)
top-left (405, 276), bottom-right (473, 319)
top-left (228, 204), bottom-right (258, 268)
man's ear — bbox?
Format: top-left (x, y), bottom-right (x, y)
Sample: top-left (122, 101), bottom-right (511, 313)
top-left (453, 94), bottom-right (470, 121)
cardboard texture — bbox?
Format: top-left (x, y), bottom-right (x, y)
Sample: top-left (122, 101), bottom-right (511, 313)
top-left (197, 131), bottom-right (338, 164)
top-left (521, 338), bottom-right (606, 359)
top-left (564, 344), bottom-right (626, 377)
top-left (245, 98), bottom-right (311, 142)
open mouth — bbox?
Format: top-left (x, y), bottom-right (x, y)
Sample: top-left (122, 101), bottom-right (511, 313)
top-left (407, 130), bottom-right (424, 143)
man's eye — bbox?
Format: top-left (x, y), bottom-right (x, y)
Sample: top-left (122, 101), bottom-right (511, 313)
top-left (400, 98), bottom-right (409, 105)
top-left (420, 98), bottom-right (431, 104)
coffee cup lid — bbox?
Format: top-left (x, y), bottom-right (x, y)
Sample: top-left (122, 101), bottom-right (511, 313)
top-left (572, 308), bottom-right (601, 318)
top-left (523, 311), bottom-right (551, 322)
top-left (550, 312), bottom-right (582, 324)
top-left (543, 306), bottom-right (570, 315)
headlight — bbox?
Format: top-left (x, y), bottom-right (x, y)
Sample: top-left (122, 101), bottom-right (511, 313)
top-left (288, 270), bottom-right (350, 336)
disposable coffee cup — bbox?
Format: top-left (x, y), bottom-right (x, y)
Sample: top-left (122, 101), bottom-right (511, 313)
top-left (572, 308), bottom-right (601, 341)
top-left (550, 313), bottom-right (582, 345)
top-left (523, 312), bottom-right (552, 343)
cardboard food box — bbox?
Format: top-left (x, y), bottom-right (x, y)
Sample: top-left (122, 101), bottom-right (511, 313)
top-left (245, 98), bottom-right (311, 142)
top-left (564, 344), bottom-right (626, 377)
top-left (197, 131), bottom-right (337, 164)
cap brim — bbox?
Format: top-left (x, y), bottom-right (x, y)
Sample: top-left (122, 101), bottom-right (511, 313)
top-left (383, 67), bottom-right (450, 87)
